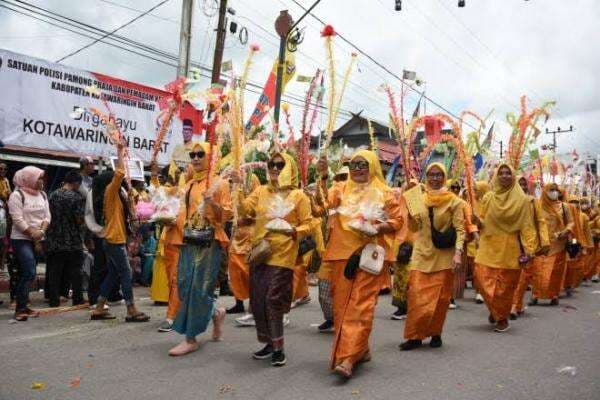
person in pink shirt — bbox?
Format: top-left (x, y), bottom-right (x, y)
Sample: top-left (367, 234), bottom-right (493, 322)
top-left (8, 166), bottom-right (50, 321)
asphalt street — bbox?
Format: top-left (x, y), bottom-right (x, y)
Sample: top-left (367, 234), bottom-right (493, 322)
top-left (1, 285), bottom-right (599, 400)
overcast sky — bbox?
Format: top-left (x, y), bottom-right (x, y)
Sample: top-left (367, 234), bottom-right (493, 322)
top-left (1, 0), bottom-right (599, 157)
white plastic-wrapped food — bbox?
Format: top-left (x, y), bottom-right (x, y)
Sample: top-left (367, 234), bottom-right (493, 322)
top-left (264, 194), bottom-right (295, 232)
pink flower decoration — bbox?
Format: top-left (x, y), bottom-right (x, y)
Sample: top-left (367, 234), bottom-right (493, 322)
top-left (250, 43), bottom-right (260, 52)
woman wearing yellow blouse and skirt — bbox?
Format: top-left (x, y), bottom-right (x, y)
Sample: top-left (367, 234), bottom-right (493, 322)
top-left (323, 150), bottom-right (402, 377)
top-left (474, 164), bottom-right (537, 332)
top-left (235, 152), bottom-right (312, 367)
top-left (400, 163), bottom-right (464, 351)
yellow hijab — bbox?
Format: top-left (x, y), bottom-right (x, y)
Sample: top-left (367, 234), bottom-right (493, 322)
top-left (340, 150), bottom-right (390, 232)
top-left (423, 163), bottom-right (455, 207)
top-left (190, 142), bottom-right (210, 183)
top-left (481, 163), bottom-right (529, 235)
top-left (541, 183), bottom-right (564, 229)
top-left (268, 152), bottom-right (298, 191)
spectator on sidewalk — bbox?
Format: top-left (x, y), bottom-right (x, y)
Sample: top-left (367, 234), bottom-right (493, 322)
top-left (45, 170), bottom-right (86, 308)
top-left (79, 156), bottom-right (95, 197)
top-left (8, 166), bottom-right (50, 321)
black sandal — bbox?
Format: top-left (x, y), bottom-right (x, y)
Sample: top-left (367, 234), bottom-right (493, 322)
top-left (90, 312), bottom-right (117, 320)
top-left (125, 312), bottom-right (150, 323)
top-left (14, 313), bottom-right (28, 322)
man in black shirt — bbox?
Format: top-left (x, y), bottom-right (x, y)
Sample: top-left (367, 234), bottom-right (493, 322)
top-left (46, 170), bottom-right (86, 308)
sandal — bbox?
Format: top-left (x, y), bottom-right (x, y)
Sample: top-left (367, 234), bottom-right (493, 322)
top-left (90, 312), bottom-right (117, 320)
top-left (14, 313), bottom-right (28, 322)
top-left (334, 363), bottom-right (353, 378)
top-left (125, 312), bottom-right (150, 323)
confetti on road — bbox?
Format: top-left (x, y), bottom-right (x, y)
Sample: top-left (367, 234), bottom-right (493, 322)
top-left (69, 376), bottom-right (81, 388)
top-left (218, 384), bottom-right (232, 394)
top-left (31, 382), bottom-right (46, 390)
top-left (351, 389), bottom-right (360, 395)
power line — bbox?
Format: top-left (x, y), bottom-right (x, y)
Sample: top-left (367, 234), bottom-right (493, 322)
top-left (286, 0), bottom-right (478, 130)
top-left (55, 0), bottom-right (170, 62)
top-left (0, 0), bottom-right (354, 121)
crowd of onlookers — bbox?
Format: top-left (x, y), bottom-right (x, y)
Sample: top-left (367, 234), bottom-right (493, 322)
top-left (0, 148), bottom-right (159, 321)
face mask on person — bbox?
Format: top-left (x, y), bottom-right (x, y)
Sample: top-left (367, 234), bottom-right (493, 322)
top-left (548, 190), bottom-right (560, 201)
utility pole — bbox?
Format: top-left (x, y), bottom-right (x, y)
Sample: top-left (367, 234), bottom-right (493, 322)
top-left (544, 125), bottom-right (575, 153)
top-left (499, 140), bottom-right (503, 159)
top-left (176, 0), bottom-right (194, 78)
top-left (211, 0), bottom-right (229, 84)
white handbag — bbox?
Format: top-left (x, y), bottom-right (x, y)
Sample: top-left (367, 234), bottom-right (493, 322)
top-left (359, 243), bottom-right (385, 275)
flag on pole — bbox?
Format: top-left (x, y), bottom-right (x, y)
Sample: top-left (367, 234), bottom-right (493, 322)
top-left (482, 122), bottom-right (495, 148)
top-left (245, 50), bottom-right (296, 130)
top-left (221, 60), bottom-right (233, 72)
top-left (411, 94), bottom-right (423, 119)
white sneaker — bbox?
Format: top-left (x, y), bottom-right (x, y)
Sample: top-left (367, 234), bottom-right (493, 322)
top-left (90, 304), bottom-right (110, 311)
top-left (235, 313), bottom-right (255, 326)
top-left (475, 293), bottom-right (484, 304)
top-left (592, 274), bottom-right (599, 283)
top-left (283, 314), bottom-right (290, 327)
top-left (448, 303), bottom-right (457, 310)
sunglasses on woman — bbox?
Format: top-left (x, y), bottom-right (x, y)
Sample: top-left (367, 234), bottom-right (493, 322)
top-left (189, 151), bottom-right (205, 159)
top-left (348, 161), bottom-right (369, 171)
top-left (267, 160), bottom-right (286, 170)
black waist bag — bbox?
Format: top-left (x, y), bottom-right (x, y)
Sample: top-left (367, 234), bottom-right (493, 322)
top-left (428, 207), bottom-right (456, 249)
top-left (397, 242), bottom-right (413, 265)
top-left (344, 251), bottom-right (361, 280)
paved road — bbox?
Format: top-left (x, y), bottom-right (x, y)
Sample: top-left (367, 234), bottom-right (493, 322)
top-left (1, 285), bottom-right (599, 400)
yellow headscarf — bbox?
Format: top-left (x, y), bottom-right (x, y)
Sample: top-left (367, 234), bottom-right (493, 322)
top-left (268, 152), bottom-right (298, 190)
top-left (481, 163), bottom-right (529, 235)
top-left (423, 163), bottom-right (455, 207)
top-left (190, 142), bottom-right (211, 182)
top-left (339, 150), bottom-right (390, 232)
top-left (541, 183), bottom-right (564, 229)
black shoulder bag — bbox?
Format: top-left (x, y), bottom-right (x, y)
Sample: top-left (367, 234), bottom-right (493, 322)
top-left (182, 183), bottom-right (215, 248)
top-left (428, 207), bottom-right (457, 249)
top-left (563, 204), bottom-right (581, 258)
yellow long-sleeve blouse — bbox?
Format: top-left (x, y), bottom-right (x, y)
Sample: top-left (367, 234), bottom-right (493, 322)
top-left (409, 195), bottom-right (465, 273)
top-left (238, 186), bottom-right (313, 269)
top-left (475, 197), bottom-right (539, 270)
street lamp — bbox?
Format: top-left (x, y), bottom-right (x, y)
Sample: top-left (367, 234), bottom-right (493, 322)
top-left (458, 0), bottom-right (465, 7)
top-left (395, 0), bottom-right (401, 11)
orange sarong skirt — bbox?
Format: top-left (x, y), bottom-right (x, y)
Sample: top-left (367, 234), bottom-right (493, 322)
top-left (474, 264), bottom-right (520, 323)
top-left (164, 244), bottom-right (181, 320)
top-left (511, 261), bottom-right (533, 313)
top-left (531, 251), bottom-right (566, 300)
top-left (330, 260), bottom-right (381, 369)
top-left (563, 255), bottom-right (584, 290)
top-left (404, 269), bottom-right (453, 340)
top-left (583, 249), bottom-right (597, 280)
top-left (228, 252), bottom-right (250, 301)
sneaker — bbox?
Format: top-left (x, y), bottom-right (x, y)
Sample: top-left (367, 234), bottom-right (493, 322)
top-left (391, 309), bottom-right (407, 320)
top-left (448, 302), bottom-right (458, 310)
top-left (271, 350), bottom-right (287, 367)
top-left (430, 335), bottom-right (442, 348)
top-left (591, 275), bottom-right (599, 283)
top-left (475, 293), bottom-right (484, 304)
top-left (252, 344), bottom-right (273, 360)
top-left (318, 320), bottom-right (334, 333)
top-left (509, 313), bottom-right (518, 321)
top-left (399, 339), bottom-right (422, 351)
top-left (226, 302), bottom-right (245, 314)
top-left (158, 319), bottom-right (174, 332)
top-left (90, 304), bottom-right (110, 311)
top-left (283, 314), bottom-right (290, 327)
top-left (235, 313), bottom-right (255, 327)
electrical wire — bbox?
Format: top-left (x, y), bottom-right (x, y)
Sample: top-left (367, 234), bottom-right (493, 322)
top-left (55, 0), bottom-right (170, 62)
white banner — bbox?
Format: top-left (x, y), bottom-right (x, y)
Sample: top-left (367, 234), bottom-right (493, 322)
top-left (0, 49), bottom-right (202, 165)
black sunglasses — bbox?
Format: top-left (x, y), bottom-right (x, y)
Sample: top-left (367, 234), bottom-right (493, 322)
top-left (267, 160), bottom-right (286, 170)
top-left (189, 151), bottom-right (205, 159)
top-left (348, 161), bottom-right (369, 171)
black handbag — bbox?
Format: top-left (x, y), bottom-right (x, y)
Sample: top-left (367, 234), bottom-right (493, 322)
top-left (397, 242), bottom-right (413, 265)
top-left (344, 251), bottom-right (362, 280)
top-left (182, 183), bottom-right (215, 248)
top-left (428, 207), bottom-right (457, 249)
top-left (298, 235), bottom-right (317, 257)
top-left (561, 204), bottom-right (581, 258)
